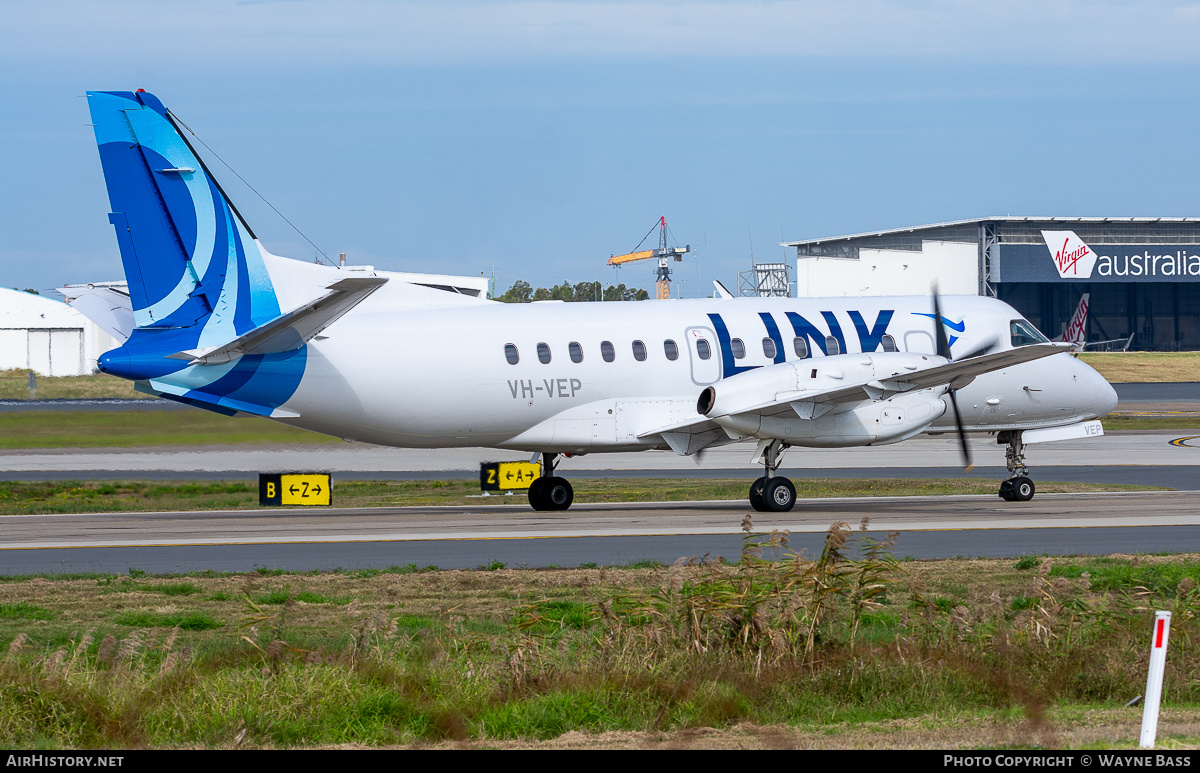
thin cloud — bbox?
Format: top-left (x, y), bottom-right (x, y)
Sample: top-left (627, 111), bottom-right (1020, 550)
top-left (4, 1), bottom-right (1200, 67)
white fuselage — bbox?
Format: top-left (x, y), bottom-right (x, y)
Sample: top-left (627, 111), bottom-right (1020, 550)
top-left (268, 272), bottom-right (1118, 454)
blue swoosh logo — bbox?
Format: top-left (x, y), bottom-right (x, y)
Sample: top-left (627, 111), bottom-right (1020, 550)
top-left (912, 313), bottom-right (966, 347)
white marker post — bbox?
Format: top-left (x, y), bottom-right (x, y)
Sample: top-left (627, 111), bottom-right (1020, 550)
top-left (1140, 611), bottom-right (1172, 749)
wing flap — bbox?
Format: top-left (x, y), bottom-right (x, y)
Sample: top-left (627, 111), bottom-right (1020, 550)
top-left (700, 342), bottom-right (1071, 428)
top-left (874, 343), bottom-right (1068, 394)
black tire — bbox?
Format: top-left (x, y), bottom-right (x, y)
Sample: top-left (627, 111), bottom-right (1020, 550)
top-left (1012, 476), bottom-right (1035, 502)
top-left (528, 477), bottom-right (548, 511)
top-left (749, 477), bottom-right (767, 512)
top-left (545, 476), bottom-right (574, 511)
top-left (764, 477), bottom-right (797, 512)
top-left (998, 479), bottom-right (1015, 501)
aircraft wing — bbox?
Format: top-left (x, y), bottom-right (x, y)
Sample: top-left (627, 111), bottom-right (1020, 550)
top-left (170, 276), bottom-right (387, 365)
top-left (640, 342), bottom-right (1069, 442)
top-left (863, 342), bottom-right (1070, 396)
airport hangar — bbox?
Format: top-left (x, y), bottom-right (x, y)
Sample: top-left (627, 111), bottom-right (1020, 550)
top-left (783, 217), bottom-right (1200, 351)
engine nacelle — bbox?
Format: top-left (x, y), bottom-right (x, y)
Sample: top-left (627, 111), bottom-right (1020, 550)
top-left (697, 352), bottom-right (949, 448)
top-left (698, 352), bottom-right (943, 418)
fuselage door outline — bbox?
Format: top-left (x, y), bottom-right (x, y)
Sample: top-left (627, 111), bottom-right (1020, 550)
top-left (685, 325), bottom-right (721, 386)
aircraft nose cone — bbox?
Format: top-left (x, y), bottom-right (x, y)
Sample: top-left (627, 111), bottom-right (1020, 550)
top-left (1095, 376), bottom-right (1119, 418)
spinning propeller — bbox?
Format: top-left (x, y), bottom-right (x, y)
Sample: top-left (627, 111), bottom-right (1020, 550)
top-left (930, 283), bottom-right (975, 473)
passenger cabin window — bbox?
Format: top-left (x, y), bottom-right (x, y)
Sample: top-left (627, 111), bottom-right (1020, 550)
top-left (504, 344), bottom-right (519, 365)
top-left (881, 334), bottom-right (898, 353)
top-left (601, 341), bottom-right (615, 362)
top-left (824, 336), bottom-right (840, 355)
top-left (664, 340), bottom-right (679, 361)
top-left (537, 343), bottom-right (551, 364)
top-left (762, 337), bottom-right (777, 359)
top-left (632, 340), bottom-right (647, 361)
top-left (569, 342), bottom-right (584, 363)
top-left (1010, 319), bottom-right (1049, 347)
top-left (696, 339), bottom-right (711, 360)
top-left (730, 338), bottom-right (746, 359)
top-left (793, 337), bottom-right (808, 358)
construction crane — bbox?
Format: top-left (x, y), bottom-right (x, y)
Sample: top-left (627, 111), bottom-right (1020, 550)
top-left (606, 217), bottom-right (690, 299)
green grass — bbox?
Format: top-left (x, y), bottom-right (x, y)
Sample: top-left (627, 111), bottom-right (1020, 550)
top-left (4, 549), bottom-right (1200, 748)
top-left (112, 610), bottom-right (224, 630)
top-left (1050, 559), bottom-right (1200, 596)
top-left (0, 410), bottom-right (340, 449)
top-left (0, 369), bottom-right (150, 400)
top-left (1102, 415), bottom-right (1200, 431)
top-left (0, 477), bottom-right (1166, 516)
top-left (253, 590), bottom-right (351, 606)
top-left (0, 602), bottom-right (53, 621)
top-left (1078, 351), bottom-right (1200, 383)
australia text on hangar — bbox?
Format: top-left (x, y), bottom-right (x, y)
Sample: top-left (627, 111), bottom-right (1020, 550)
top-left (1042, 230), bottom-right (1200, 279)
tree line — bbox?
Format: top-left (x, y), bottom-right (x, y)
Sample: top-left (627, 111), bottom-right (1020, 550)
top-left (494, 280), bottom-right (649, 303)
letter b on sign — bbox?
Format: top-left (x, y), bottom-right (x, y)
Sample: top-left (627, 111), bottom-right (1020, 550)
top-left (260, 473), bottom-right (332, 506)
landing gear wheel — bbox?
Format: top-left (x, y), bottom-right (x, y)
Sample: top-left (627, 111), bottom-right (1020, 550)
top-left (1011, 476), bottom-right (1035, 502)
top-left (763, 477), bottom-right (796, 512)
top-left (749, 477), bottom-right (767, 512)
top-left (998, 477), bottom-right (1035, 502)
top-left (544, 476), bottom-right (574, 511)
top-left (528, 477), bottom-right (549, 511)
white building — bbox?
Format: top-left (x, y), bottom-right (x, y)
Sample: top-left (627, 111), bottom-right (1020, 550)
top-left (0, 287), bottom-right (120, 376)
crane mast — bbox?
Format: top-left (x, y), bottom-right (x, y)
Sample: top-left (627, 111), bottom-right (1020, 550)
top-left (606, 217), bottom-right (690, 299)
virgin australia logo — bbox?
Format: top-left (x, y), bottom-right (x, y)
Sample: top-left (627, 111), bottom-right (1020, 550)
top-left (1041, 230), bottom-right (1097, 279)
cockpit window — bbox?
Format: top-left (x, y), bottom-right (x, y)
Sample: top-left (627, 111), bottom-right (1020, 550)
top-left (1010, 319), bottom-right (1049, 347)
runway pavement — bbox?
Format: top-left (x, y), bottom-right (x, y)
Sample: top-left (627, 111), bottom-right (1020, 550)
top-left (2, 385), bottom-right (1197, 574)
top-left (3, 491), bottom-right (1199, 574)
top-left (2, 429), bottom-right (1196, 477)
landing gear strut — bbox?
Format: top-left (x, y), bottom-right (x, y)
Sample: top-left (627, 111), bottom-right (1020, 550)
top-left (529, 452), bottom-right (574, 511)
top-left (749, 440), bottom-right (796, 512)
top-left (997, 431), bottom-right (1036, 502)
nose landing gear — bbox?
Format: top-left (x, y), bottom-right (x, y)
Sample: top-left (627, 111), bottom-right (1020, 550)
top-left (997, 431), bottom-right (1036, 502)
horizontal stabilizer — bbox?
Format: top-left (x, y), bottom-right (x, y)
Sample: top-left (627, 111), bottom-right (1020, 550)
top-left (60, 285), bottom-right (135, 342)
top-left (169, 276), bottom-right (387, 365)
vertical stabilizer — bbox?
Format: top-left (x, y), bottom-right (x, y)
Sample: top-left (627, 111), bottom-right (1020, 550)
top-left (1060, 293), bottom-right (1090, 346)
top-left (87, 90), bottom-right (281, 341)
top-left (88, 91), bottom-right (304, 419)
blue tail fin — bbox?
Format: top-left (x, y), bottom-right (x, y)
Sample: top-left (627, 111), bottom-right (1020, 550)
top-left (89, 91), bottom-right (305, 418)
top-left (87, 90), bottom-right (281, 342)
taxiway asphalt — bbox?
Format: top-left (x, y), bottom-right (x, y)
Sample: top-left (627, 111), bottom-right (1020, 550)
top-left (3, 491), bottom-right (1199, 574)
top-left (2, 386), bottom-right (1197, 574)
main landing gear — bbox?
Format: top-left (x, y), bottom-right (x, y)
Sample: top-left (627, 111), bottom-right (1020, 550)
top-left (749, 439), bottom-right (796, 512)
top-left (528, 452), bottom-right (574, 511)
top-left (997, 431), bottom-right (1036, 502)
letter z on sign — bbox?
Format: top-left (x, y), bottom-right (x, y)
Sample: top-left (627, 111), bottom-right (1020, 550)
top-left (259, 473), bottom-right (332, 506)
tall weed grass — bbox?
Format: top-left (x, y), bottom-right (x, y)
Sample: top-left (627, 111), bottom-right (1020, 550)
top-left (4, 525), bottom-right (1200, 748)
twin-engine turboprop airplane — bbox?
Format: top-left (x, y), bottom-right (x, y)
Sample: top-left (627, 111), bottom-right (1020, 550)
top-left (83, 90), bottom-right (1119, 511)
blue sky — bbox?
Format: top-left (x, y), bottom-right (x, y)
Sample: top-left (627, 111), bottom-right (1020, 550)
top-left (3, 1), bottom-right (1200, 297)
